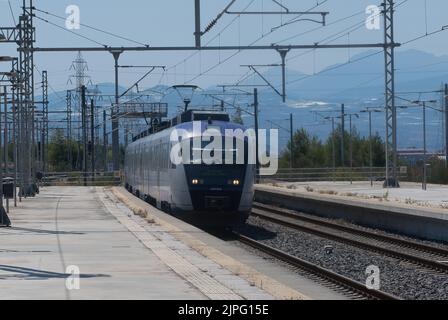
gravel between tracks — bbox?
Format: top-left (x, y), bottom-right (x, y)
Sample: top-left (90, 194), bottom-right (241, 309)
top-left (235, 217), bottom-right (448, 300)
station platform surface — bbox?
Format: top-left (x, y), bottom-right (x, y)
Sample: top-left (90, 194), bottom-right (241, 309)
top-left (111, 187), bottom-right (347, 300)
top-left (0, 186), bottom-right (273, 300)
top-left (259, 181), bottom-right (448, 213)
top-left (256, 181), bottom-right (448, 242)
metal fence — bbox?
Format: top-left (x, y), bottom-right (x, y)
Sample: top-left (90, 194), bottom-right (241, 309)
top-left (40, 171), bottom-right (122, 187)
top-left (257, 167), bottom-right (406, 184)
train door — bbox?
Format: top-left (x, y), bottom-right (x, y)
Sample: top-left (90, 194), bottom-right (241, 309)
top-left (144, 143), bottom-right (149, 196)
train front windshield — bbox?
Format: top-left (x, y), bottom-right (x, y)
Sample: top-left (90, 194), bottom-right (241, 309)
top-left (185, 138), bottom-right (250, 188)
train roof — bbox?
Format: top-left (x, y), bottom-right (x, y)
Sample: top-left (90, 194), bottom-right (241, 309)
top-left (171, 110), bottom-right (230, 126)
top-left (132, 109), bottom-right (231, 142)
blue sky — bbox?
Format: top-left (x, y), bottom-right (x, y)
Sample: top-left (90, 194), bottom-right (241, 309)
top-left (2, 0), bottom-right (448, 91)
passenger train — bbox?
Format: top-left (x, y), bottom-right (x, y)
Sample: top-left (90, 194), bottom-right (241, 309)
top-left (124, 110), bottom-right (255, 226)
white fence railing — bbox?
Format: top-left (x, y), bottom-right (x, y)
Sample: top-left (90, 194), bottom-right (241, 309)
top-left (40, 171), bottom-right (122, 186)
top-left (257, 167), bottom-right (406, 183)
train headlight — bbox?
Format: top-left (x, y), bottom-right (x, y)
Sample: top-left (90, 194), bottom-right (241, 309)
top-left (192, 179), bottom-right (199, 185)
top-left (232, 179), bottom-right (240, 186)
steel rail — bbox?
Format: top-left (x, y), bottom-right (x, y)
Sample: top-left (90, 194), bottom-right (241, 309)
top-left (253, 202), bottom-right (448, 257)
top-left (235, 232), bottom-right (400, 300)
top-left (251, 205), bottom-right (448, 273)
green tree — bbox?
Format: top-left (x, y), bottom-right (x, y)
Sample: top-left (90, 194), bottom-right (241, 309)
top-left (280, 128), bottom-right (327, 168)
top-left (279, 126), bottom-right (386, 169)
top-left (325, 126), bottom-right (385, 168)
top-left (48, 129), bottom-right (79, 171)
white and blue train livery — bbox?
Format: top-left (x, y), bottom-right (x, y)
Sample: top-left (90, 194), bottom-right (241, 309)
top-left (124, 110), bottom-right (255, 226)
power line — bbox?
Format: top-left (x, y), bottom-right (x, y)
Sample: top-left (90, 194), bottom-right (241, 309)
top-left (34, 14), bottom-right (108, 47)
top-left (286, 50), bottom-right (383, 86)
top-left (239, 0), bottom-right (404, 94)
top-left (33, 7), bottom-right (150, 47)
top-left (402, 25), bottom-right (448, 46)
top-left (276, 0), bottom-right (410, 79)
top-left (283, 21), bottom-right (448, 91)
top-left (255, 0), bottom-right (448, 101)
top-left (165, 0), bottom-right (257, 76)
top-left (184, 0), bottom-right (330, 84)
top-left (34, 65), bottom-right (66, 104)
top-left (269, 0), bottom-right (331, 33)
top-left (164, 0), bottom-right (330, 86)
top-left (8, 0), bottom-right (16, 26)
top-left (274, 7), bottom-right (364, 45)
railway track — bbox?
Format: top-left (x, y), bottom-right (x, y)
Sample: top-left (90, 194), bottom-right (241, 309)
top-left (234, 231), bottom-right (400, 300)
top-left (251, 202), bottom-right (448, 274)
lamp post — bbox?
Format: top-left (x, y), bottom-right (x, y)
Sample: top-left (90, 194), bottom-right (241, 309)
top-left (0, 87), bottom-right (10, 226)
top-left (412, 100), bottom-right (437, 191)
top-left (325, 116), bottom-right (339, 182)
top-left (361, 108), bottom-right (383, 186)
top-left (0, 57), bottom-right (15, 226)
top-left (346, 113), bottom-right (359, 184)
top-left (267, 116), bottom-right (294, 169)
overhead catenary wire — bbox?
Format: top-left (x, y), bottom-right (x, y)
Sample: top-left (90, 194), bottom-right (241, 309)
top-left (34, 65), bottom-right (67, 105)
top-left (402, 25), bottom-right (448, 46)
top-left (184, 0), bottom-right (330, 84)
top-left (8, 0), bottom-right (16, 25)
top-left (34, 14), bottom-right (108, 47)
top-left (165, 0), bottom-right (257, 78)
top-left (237, 0), bottom-right (389, 94)
top-left (290, 0), bottom-right (409, 55)
top-left (27, 0), bottom-right (448, 139)
top-left (33, 7), bottom-right (150, 47)
top-left (395, 96), bottom-right (443, 113)
top-left (201, 0), bottom-right (238, 36)
top-left (269, 0), bottom-right (331, 33)
top-left (262, 0), bottom-right (411, 88)
top-left (165, 0), bottom-right (330, 85)
top-left (276, 0), bottom-right (411, 47)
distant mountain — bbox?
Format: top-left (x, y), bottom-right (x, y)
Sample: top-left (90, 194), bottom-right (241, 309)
top-left (253, 49), bottom-right (448, 151)
top-left (283, 49), bottom-right (448, 102)
top-left (40, 49), bottom-right (448, 151)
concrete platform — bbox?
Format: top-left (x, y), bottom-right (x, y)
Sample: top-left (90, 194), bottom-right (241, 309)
top-left (256, 183), bottom-right (448, 242)
top-left (0, 186), bottom-right (268, 300)
top-left (265, 181), bottom-right (448, 210)
top-left (112, 187), bottom-right (349, 300)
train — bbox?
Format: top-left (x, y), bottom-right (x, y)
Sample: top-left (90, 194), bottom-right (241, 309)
top-left (124, 110), bottom-right (255, 226)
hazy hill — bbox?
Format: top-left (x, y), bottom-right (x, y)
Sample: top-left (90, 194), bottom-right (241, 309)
top-left (41, 49), bottom-right (448, 151)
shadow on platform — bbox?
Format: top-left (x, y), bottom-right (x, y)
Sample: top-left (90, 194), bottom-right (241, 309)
top-left (0, 265), bottom-right (110, 280)
top-left (10, 227), bottom-right (85, 235)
